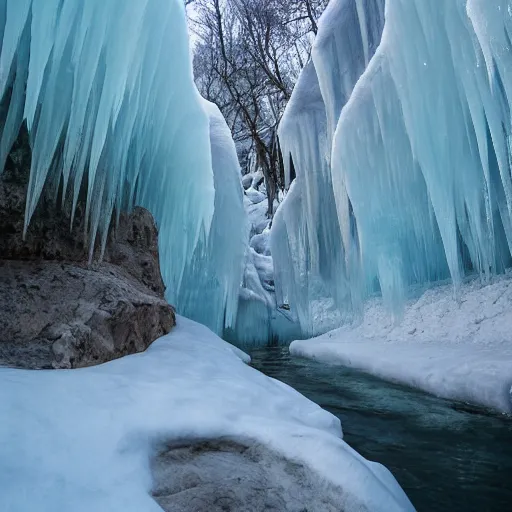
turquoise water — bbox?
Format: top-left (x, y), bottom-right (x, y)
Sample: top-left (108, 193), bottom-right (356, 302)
top-left (249, 346), bottom-right (512, 512)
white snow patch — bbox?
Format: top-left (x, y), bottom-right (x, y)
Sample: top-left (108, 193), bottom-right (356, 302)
top-left (245, 187), bottom-right (267, 205)
top-left (250, 229), bottom-right (272, 256)
top-left (0, 315), bottom-right (412, 511)
top-left (291, 275), bottom-right (512, 414)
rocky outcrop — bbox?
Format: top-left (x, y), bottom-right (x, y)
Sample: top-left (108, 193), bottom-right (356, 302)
top-left (0, 261), bottom-right (174, 369)
top-left (0, 125), bottom-right (175, 369)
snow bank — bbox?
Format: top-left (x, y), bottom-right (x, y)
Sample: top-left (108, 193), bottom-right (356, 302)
top-left (0, 316), bottom-right (413, 511)
top-left (291, 276), bottom-right (512, 414)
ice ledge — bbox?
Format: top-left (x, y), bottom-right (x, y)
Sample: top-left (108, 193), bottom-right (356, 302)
top-left (291, 275), bottom-right (512, 414)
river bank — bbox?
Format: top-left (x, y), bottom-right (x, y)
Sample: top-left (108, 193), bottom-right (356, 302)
top-left (251, 346), bottom-right (512, 512)
top-left (0, 316), bottom-right (412, 512)
top-left (291, 275), bottom-right (512, 414)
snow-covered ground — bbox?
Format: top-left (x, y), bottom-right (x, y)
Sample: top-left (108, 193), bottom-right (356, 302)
top-left (0, 315), bottom-right (412, 511)
top-left (291, 275), bottom-right (512, 414)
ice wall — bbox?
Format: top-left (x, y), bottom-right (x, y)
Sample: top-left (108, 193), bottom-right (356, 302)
top-left (310, 0), bottom-right (385, 147)
top-left (276, 0), bottom-right (512, 331)
top-left (273, 87), bottom-right (348, 335)
top-left (273, 0), bottom-right (385, 334)
top-left (176, 100), bottom-right (246, 334)
top-left (0, 0), bottom-right (246, 334)
top-left (333, 0), bottom-right (512, 309)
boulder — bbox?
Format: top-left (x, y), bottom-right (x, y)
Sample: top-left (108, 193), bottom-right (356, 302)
top-left (0, 125), bottom-right (175, 369)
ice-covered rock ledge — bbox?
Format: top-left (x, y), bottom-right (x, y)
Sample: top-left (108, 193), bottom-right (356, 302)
top-left (291, 276), bottom-right (512, 414)
top-left (0, 315), bottom-right (412, 512)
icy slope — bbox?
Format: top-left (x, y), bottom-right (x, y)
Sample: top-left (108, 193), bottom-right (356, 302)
top-left (0, 316), bottom-right (413, 512)
top-left (0, 0), bottom-right (246, 334)
top-left (291, 275), bottom-right (512, 414)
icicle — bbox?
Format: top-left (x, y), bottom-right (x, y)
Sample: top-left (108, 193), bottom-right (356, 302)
top-left (274, 0), bottom-right (385, 334)
top-left (0, 0), bottom-right (247, 334)
top-left (174, 100), bottom-right (247, 334)
top-left (276, 0), bottom-right (512, 328)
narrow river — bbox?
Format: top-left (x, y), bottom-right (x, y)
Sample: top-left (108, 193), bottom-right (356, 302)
top-left (249, 346), bottom-right (512, 512)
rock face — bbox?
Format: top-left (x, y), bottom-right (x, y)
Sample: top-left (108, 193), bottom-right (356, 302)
top-left (0, 125), bottom-right (175, 369)
top-left (151, 440), bottom-right (348, 512)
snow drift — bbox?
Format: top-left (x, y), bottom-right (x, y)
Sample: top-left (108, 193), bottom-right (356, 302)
top-left (0, 0), bottom-right (246, 334)
top-left (0, 315), bottom-right (414, 511)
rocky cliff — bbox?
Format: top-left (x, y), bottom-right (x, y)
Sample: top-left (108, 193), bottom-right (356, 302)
top-left (0, 126), bottom-right (175, 369)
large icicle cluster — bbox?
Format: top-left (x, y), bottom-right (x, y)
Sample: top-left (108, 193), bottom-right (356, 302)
top-left (175, 100), bottom-right (246, 334)
top-left (275, 0), bottom-right (512, 333)
top-left (273, 0), bottom-right (385, 334)
top-left (0, 0), bottom-right (246, 334)
top-left (273, 62), bottom-right (347, 335)
top-left (334, 0), bottom-right (512, 309)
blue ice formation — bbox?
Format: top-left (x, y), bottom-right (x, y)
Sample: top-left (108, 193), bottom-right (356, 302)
top-left (274, 0), bottom-right (512, 334)
top-left (222, 168), bottom-right (302, 346)
top-left (0, 0), bottom-right (246, 335)
top-left (176, 100), bottom-right (246, 334)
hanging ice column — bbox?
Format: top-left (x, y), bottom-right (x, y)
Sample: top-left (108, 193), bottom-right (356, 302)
top-left (0, 0), bottom-right (246, 333)
top-left (175, 100), bottom-right (247, 335)
top-left (276, 0), bottom-right (512, 331)
top-left (272, 62), bottom-right (348, 335)
top-left (332, 0), bottom-right (512, 311)
top-left (272, 0), bottom-right (386, 335)
top-left (311, 0), bottom-right (385, 141)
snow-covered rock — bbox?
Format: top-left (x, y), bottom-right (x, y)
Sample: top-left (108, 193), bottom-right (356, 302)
top-left (245, 187), bottom-right (267, 205)
top-left (250, 229), bottom-right (272, 256)
top-left (0, 315), bottom-right (413, 511)
top-left (241, 173), bottom-right (253, 190)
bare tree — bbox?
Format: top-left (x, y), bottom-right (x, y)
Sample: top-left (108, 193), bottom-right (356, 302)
top-left (190, 0), bottom-right (327, 216)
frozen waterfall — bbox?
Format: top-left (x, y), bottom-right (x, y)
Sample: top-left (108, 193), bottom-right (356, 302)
top-left (273, 0), bottom-right (385, 335)
top-left (0, 0), bottom-right (246, 334)
top-left (175, 100), bottom-right (247, 334)
top-left (275, 0), bottom-right (512, 334)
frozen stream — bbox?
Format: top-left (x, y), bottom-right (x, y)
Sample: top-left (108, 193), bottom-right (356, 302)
top-left (249, 346), bottom-right (512, 512)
